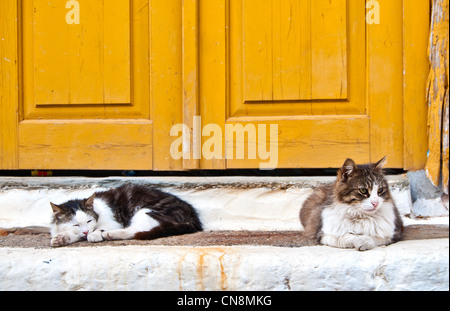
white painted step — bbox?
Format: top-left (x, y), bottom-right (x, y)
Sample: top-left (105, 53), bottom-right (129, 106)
top-left (0, 176), bottom-right (414, 230)
top-left (1, 176), bottom-right (448, 291)
top-left (0, 239), bottom-right (448, 291)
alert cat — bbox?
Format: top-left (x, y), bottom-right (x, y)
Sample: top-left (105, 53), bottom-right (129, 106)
top-left (300, 157), bottom-right (404, 251)
top-left (50, 184), bottom-right (202, 247)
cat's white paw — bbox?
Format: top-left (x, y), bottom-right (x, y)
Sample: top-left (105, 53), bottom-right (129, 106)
top-left (353, 236), bottom-right (376, 251)
top-left (87, 231), bottom-right (103, 243)
top-left (51, 234), bottom-right (70, 247)
top-left (102, 230), bottom-right (114, 241)
top-left (102, 229), bottom-right (132, 241)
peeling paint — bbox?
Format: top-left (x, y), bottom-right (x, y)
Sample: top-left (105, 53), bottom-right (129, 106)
top-left (426, 0), bottom-right (449, 194)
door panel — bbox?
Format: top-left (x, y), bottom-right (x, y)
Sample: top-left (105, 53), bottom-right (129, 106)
top-left (18, 0), bottom-right (152, 170)
top-left (30, 0), bottom-right (130, 106)
top-left (22, 0), bottom-right (149, 120)
top-left (226, 116), bottom-right (369, 169)
top-left (220, 0), bottom-right (368, 168)
top-left (229, 0), bottom-right (365, 119)
top-left (243, 0), bottom-right (347, 102)
top-left (19, 120), bottom-right (152, 170)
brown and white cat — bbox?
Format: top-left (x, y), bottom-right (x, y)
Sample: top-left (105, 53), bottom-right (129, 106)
top-left (50, 184), bottom-right (202, 247)
top-left (300, 157), bottom-right (404, 251)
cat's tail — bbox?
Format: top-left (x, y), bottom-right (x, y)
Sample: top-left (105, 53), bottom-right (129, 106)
top-left (134, 222), bottom-right (202, 240)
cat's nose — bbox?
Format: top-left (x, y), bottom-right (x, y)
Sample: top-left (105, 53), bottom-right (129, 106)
top-left (83, 231), bottom-right (89, 236)
top-left (371, 201), bottom-right (379, 208)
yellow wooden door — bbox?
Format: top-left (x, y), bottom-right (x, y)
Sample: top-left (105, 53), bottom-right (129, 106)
top-left (195, 0), bottom-right (429, 170)
top-left (17, 0), bottom-right (151, 170)
top-left (227, 0), bottom-right (367, 169)
top-left (0, 0), bottom-right (430, 171)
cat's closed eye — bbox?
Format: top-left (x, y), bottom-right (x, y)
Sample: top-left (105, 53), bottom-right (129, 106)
top-left (73, 224), bottom-right (80, 227)
top-left (87, 219), bottom-right (93, 223)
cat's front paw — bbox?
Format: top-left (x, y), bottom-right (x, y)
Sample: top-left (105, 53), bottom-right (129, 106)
top-left (102, 229), bottom-right (131, 241)
top-left (102, 230), bottom-right (113, 241)
top-left (51, 234), bottom-right (70, 247)
top-left (353, 236), bottom-right (376, 251)
top-left (87, 230), bottom-right (103, 243)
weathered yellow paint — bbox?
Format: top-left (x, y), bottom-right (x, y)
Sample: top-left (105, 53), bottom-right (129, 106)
top-left (426, 0), bottom-right (449, 194)
top-left (17, 0), bottom-right (152, 170)
top-left (243, 0), bottom-right (347, 101)
top-left (367, 0), bottom-right (404, 168)
top-left (0, 0), bottom-right (19, 169)
top-left (225, 116), bottom-right (370, 169)
top-left (0, 0), bottom-right (433, 171)
top-left (22, 0), bottom-right (150, 120)
top-left (150, 0), bottom-right (184, 171)
top-left (403, 0), bottom-right (430, 170)
top-left (182, 0), bottom-right (200, 169)
top-left (19, 120), bottom-right (152, 170)
top-left (198, 0), bottom-right (226, 170)
top-left (242, 0), bottom-right (347, 102)
top-left (224, 0), bottom-right (368, 168)
top-left (310, 0), bottom-right (348, 100)
top-left (229, 0), bottom-right (365, 119)
top-left (27, 0), bottom-right (130, 106)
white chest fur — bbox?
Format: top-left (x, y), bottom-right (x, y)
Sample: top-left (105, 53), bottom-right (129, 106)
top-left (93, 198), bottom-right (123, 230)
top-left (321, 202), bottom-right (396, 239)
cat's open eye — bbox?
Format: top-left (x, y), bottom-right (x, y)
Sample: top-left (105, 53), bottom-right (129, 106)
top-left (378, 187), bottom-right (384, 195)
top-left (359, 188), bottom-right (369, 195)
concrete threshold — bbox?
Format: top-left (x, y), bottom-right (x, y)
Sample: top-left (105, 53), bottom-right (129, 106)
top-left (0, 176), bottom-right (449, 291)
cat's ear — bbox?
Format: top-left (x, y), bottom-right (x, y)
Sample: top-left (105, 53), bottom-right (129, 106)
top-left (339, 158), bottom-right (356, 181)
top-left (50, 202), bottom-right (62, 214)
top-left (374, 156), bottom-right (387, 170)
top-left (85, 193), bottom-right (95, 209)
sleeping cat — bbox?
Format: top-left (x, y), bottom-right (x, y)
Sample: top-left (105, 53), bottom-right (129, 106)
top-left (300, 157), bottom-right (404, 251)
top-left (50, 184), bottom-right (202, 247)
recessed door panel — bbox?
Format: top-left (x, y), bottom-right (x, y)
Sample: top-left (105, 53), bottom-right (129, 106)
top-left (18, 0), bottom-right (152, 170)
top-left (22, 0), bottom-right (149, 120)
top-left (243, 0), bottom-right (348, 102)
top-left (229, 0), bottom-right (365, 119)
top-left (32, 0), bottom-right (130, 106)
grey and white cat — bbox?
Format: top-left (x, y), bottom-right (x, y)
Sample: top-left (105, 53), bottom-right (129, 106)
top-left (50, 184), bottom-right (202, 247)
top-left (300, 157), bottom-right (404, 251)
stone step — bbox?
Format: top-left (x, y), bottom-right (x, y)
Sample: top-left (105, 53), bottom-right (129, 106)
top-left (0, 239), bottom-right (448, 291)
top-left (0, 176), bottom-right (448, 291)
top-left (0, 175), bottom-right (413, 230)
